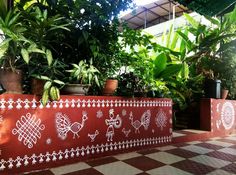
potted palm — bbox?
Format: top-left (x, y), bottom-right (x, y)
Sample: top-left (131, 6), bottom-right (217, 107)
top-left (0, 8), bottom-right (26, 93)
top-left (62, 59), bottom-right (100, 95)
top-left (0, 8), bottom-right (44, 93)
top-left (20, 6), bottom-right (70, 95)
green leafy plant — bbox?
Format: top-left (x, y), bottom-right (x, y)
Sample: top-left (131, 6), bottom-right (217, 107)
top-left (31, 59), bottom-right (66, 105)
top-left (35, 75), bottom-right (65, 106)
top-left (0, 8), bottom-right (44, 70)
top-left (117, 72), bottom-right (147, 97)
top-left (67, 60), bottom-right (100, 87)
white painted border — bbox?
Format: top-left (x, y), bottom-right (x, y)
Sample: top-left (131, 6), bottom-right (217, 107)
top-left (0, 136), bottom-right (172, 170)
top-left (0, 98), bottom-right (172, 110)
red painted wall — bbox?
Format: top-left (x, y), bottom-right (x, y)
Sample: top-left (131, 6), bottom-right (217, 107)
top-left (201, 98), bottom-right (236, 135)
top-left (0, 94), bottom-right (172, 174)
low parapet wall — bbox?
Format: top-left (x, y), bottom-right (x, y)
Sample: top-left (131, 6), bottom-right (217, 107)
top-left (0, 94), bottom-right (172, 174)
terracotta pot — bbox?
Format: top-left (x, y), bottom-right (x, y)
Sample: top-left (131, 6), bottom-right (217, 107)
top-left (31, 78), bottom-right (45, 95)
top-left (62, 84), bottom-right (90, 95)
top-left (221, 89), bottom-right (229, 99)
top-left (103, 79), bottom-right (118, 96)
top-left (0, 68), bottom-right (23, 94)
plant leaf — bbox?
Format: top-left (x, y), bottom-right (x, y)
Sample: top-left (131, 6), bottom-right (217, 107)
top-left (53, 80), bottom-right (65, 85)
top-left (21, 48), bottom-right (30, 64)
top-left (184, 13), bottom-right (199, 28)
top-left (0, 38), bottom-right (10, 58)
top-left (159, 64), bottom-right (182, 79)
top-left (46, 49), bottom-right (53, 66)
top-left (153, 52), bottom-right (167, 78)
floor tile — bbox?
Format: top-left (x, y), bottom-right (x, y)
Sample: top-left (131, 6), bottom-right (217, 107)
top-left (62, 168), bottom-right (103, 175)
top-left (51, 162), bottom-right (91, 175)
top-left (123, 156), bottom-right (165, 171)
top-left (218, 148), bottom-right (236, 156)
top-left (207, 151), bottom-right (236, 162)
top-left (225, 136), bottom-right (236, 141)
top-left (181, 145), bottom-right (213, 154)
top-left (25, 170), bottom-right (54, 175)
top-left (135, 173), bottom-right (150, 175)
top-left (166, 148), bottom-right (199, 158)
top-left (195, 142), bottom-right (224, 150)
top-left (137, 148), bottom-right (159, 155)
top-left (173, 142), bottom-right (189, 147)
top-left (145, 152), bottom-right (185, 164)
top-left (186, 141), bottom-right (202, 145)
top-left (221, 163), bottom-right (236, 174)
top-left (172, 160), bottom-right (215, 174)
top-left (156, 145), bottom-right (176, 151)
top-left (190, 155), bottom-right (231, 168)
top-left (206, 140), bottom-right (234, 147)
top-left (94, 161), bottom-right (142, 175)
top-left (206, 169), bottom-right (234, 175)
top-left (210, 137), bottom-right (222, 140)
top-left (173, 132), bottom-right (185, 137)
top-left (86, 156), bottom-right (118, 167)
top-left (184, 129), bottom-right (208, 134)
top-left (147, 165), bottom-right (193, 175)
top-left (114, 152), bottom-right (142, 160)
top-left (217, 138), bottom-right (236, 144)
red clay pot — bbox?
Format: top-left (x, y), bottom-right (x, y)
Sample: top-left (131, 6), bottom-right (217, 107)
top-left (103, 79), bottom-right (118, 96)
top-left (31, 78), bottom-right (45, 95)
top-left (0, 68), bottom-right (23, 94)
top-left (221, 89), bottom-right (229, 99)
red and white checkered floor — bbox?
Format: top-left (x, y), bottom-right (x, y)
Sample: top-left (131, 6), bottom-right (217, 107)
top-left (25, 130), bottom-right (236, 175)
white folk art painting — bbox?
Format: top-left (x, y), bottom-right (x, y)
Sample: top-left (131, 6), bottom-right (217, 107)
top-left (221, 102), bottom-right (235, 130)
top-left (88, 130), bottom-right (99, 142)
top-left (0, 98), bottom-right (171, 110)
top-left (105, 109), bottom-right (122, 141)
top-left (96, 110), bottom-right (103, 118)
top-left (0, 136), bottom-right (172, 170)
top-left (12, 113), bottom-right (45, 149)
top-left (129, 110), bottom-right (151, 133)
top-left (155, 110), bottom-right (167, 131)
top-left (122, 128), bottom-right (131, 137)
top-left (122, 109), bottom-right (127, 116)
top-left (55, 112), bottom-right (88, 140)
top-left (46, 138), bottom-right (52, 145)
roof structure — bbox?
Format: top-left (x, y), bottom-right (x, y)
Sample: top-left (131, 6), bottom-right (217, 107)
top-left (120, 0), bottom-right (190, 29)
top-left (175, 0), bottom-right (236, 16)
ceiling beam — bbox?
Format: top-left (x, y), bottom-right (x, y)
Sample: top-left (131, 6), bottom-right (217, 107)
top-left (142, 7), bottom-right (160, 18)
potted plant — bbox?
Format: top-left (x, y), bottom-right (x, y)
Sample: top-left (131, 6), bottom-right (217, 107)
top-left (0, 8), bottom-right (27, 93)
top-left (34, 75), bottom-right (65, 106)
top-left (29, 58), bottom-right (67, 95)
top-left (62, 59), bottom-right (100, 95)
top-left (19, 6), bottom-right (70, 95)
top-left (0, 8), bottom-right (45, 93)
top-left (103, 77), bottom-right (119, 96)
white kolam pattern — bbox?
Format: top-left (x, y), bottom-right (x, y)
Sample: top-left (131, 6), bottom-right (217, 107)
top-left (12, 113), bottom-right (45, 149)
top-left (0, 136), bottom-right (171, 170)
top-left (0, 98), bottom-right (172, 110)
top-left (221, 102), bottom-right (235, 130)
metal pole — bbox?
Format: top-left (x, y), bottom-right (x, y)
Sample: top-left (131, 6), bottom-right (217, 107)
top-left (144, 9), bottom-right (147, 28)
top-left (169, 0), bottom-right (171, 20)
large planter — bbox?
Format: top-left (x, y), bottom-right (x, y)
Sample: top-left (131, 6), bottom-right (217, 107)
top-left (0, 68), bottom-right (23, 94)
top-left (200, 98), bottom-right (236, 135)
top-left (221, 89), bottom-right (229, 99)
top-left (204, 79), bottom-right (221, 99)
top-left (31, 78), bottom-right (45, 95)
top-left (103, 79), bottom-right (118, 96)
top-left (62, 84), bottom-right (90, 95)
top-left (0, 94), bottom-right (172, 174)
